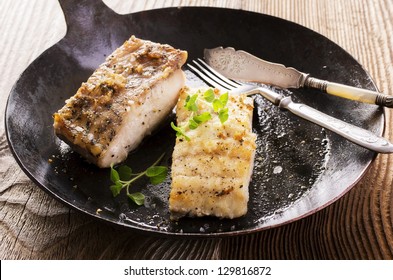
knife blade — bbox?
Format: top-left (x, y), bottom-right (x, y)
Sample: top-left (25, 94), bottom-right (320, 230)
top-left (204, 47), bottom-right (393, 108)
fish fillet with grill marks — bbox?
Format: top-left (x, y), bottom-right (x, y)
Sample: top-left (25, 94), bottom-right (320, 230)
top-left (169, 87), bottom-right (257, 219)
top-left (53, 36), bottom-right (187, 168)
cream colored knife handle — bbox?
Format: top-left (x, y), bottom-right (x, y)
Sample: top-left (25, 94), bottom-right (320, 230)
top-left (304, 77), bottom-right (393, 108)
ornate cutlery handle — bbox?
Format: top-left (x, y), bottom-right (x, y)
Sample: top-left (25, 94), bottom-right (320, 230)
top-left (304, 77), bottom-right (393, 108)
top-left (276, 96), bottom-right (393, 153)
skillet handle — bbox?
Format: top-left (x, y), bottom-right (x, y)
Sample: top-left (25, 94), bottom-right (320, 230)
top-left (58, 0), bottom-right (115, 26)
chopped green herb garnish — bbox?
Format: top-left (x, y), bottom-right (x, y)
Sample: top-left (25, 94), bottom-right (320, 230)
top-left (218, 107), bottom-right (229, 124)
top-left (219, 92), bottom-right (229, 107)
top-left (184, 93), bottom-right (199, 112)
top-left (171, 88), bottom-right (230, 140)
top-left (212, 99), bottom-right (223, 112)
top-left (203, 88), bottom-right (215, 102)
top-left (109, 153), bottom-right (167, 205)
top-left (171, 121), bottom-right (190, 141)
top-left (210, 92), bottom-right (228, 112)
top-left (188, 118), bottom-right (199, 130)
top-left (193, 111), bottom-right (212, 124)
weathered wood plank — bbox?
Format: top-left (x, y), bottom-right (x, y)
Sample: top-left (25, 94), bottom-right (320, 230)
top-left (0, 0), bottom-right (392, 259)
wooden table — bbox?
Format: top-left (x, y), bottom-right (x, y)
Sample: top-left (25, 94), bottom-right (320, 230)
top-left (1, 0), bottom-right (392, 259)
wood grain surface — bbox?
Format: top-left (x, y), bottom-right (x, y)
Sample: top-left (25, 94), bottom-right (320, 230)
top-left (1, 0), bottom-right (392, 259)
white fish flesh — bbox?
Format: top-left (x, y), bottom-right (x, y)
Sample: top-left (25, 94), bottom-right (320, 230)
top-left (53, 36), bottom-right (187, 168)
top-left (169, 87), bottom-right (257, 219)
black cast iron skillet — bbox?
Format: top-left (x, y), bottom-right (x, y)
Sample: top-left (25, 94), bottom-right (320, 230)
top-left (5, 0), bottom-right (384, 237)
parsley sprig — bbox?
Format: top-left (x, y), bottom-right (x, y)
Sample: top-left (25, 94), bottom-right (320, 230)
top-left (171, 88), bottom-right (229, 141)
top-left (109, 153), bottom-right (168, 205)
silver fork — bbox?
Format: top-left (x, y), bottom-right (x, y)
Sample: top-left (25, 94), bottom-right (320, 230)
top-left (188, 59), bottom-right (393, 153)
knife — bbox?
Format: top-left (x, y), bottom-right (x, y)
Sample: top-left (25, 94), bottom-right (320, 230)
top-left (204, 47), bottom-right (393, 108)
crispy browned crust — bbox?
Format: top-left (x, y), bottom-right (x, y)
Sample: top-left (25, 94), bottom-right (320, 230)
top-left (53, 36), bottom-right (187, 166)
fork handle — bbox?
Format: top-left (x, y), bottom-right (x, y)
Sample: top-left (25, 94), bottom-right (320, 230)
top-left (277, 96), bottom-right (393, 153)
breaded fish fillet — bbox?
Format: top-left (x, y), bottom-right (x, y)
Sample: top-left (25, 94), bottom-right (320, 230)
top-left (169, 87), bottom-right (257, 219)
top-left (53, 36), bottom-right (187, 168)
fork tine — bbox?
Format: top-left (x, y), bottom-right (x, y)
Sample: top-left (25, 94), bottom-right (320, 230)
top-left (196, 59), bottom-right (242, 88)
top-left (191, 60), bottom-right (237, 90)
top-left (188, 58), bottom-right (262, 96)
top-left (188, 59), bottom-right (242, 90)
top-left (187, 63), bottom-right (231, 90)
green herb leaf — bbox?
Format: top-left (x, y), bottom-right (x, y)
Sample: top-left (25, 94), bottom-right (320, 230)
top-left (203, 88), bottom-right (215, 102)
top-left (219, 107), bottom-right (229, 124)
top-left (170, 121), bottom-right (181, 132)
top-left (146, 166), bottom-right (167, 177)
top-left (150, 174), bottom-right (166, 185)
top-left (212, 99), bottom-right (223, 112)
top-left (185, 93), bottom-right (199, 112)
top-left (127, 192), bottom-right (145, 206)
top-left (171, 122), bottom-right (190, 141)
top-left (193, 112), bottom-right (212, 124)
top-left (109, 153), bottom-right (167, 206)
top-left (188, 118), bottom-right (199, 130)
top-left (118, 165), bottom-right (132, 181)
top-left (219, 92), bottom-right (229, 107)
top-left (185, 95), bottom-right (190, 104)
top-left (146, 166), bottom-right (168, 185)
top-left (175, 88), bottom-right (230, 140)
top-left (110, 182), bottom-right (123, 197)
top-left (110, 164), bottom-right (120, 184)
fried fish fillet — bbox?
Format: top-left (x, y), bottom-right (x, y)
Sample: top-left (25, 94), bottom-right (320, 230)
top-left (53, 36), bottom-right (187, 168)
top-left (169, 87), bottom-right (257, 219)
